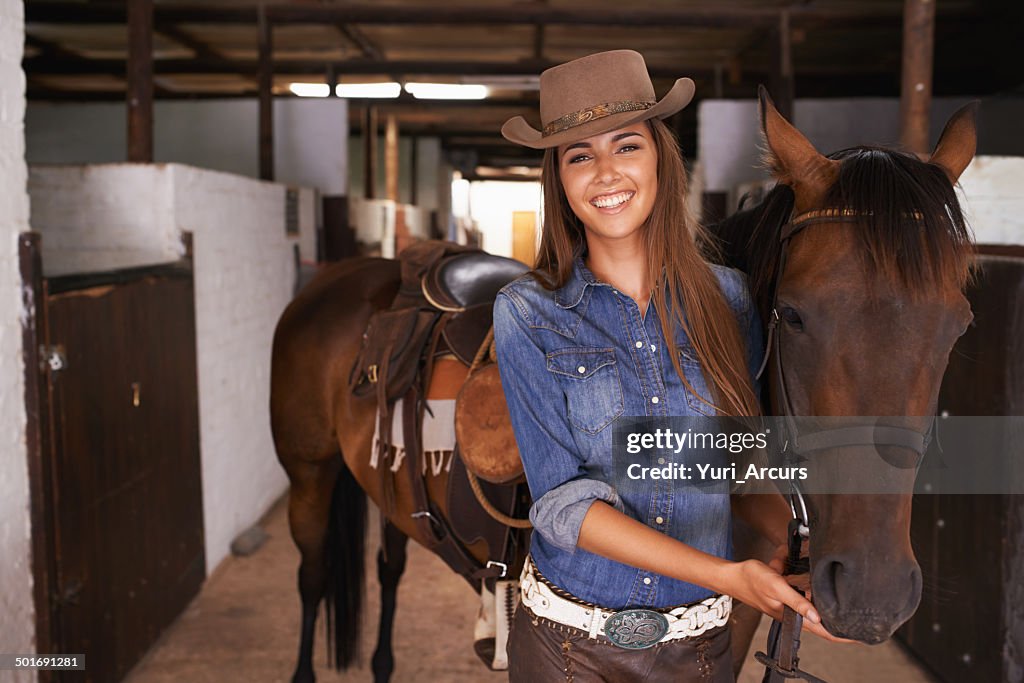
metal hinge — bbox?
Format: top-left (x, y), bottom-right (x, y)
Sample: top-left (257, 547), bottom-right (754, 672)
top-left (53, 578), bottom-right (82, 608)
top-left (41, 345), bottom-right (67, 374)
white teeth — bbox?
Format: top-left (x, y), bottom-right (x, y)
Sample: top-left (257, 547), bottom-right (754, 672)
top-left (591, 191), bottom-right (634, 209)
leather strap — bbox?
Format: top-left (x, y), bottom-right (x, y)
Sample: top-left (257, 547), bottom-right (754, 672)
top-left (401, 385), bottom-right (507, 584)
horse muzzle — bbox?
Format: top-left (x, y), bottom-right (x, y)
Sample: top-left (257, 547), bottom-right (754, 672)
top-left (810, 553), bottom-right (923, 643)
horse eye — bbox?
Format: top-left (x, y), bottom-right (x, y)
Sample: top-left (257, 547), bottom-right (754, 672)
top-left (780, 306), bottom-right (804, 331)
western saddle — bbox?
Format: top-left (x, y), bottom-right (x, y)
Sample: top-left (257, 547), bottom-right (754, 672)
top-left (349, 240), bottom-right (531, 586)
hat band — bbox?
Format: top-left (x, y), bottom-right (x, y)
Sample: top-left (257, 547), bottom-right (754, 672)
top-left (542, 100), bottom-right (656, 137)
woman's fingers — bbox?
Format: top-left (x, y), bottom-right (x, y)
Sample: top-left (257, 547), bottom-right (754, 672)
top-left (773, 582), bottom-right (820, 625)
top-left (802, 619), bottom-right (859, 644)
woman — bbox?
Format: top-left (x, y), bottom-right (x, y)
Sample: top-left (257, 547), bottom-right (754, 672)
top-left (493, 50), bottom-right (836, 681)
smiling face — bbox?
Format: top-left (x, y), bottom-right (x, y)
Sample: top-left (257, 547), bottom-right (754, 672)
top-left (556, 122), bottom-right (659, 248)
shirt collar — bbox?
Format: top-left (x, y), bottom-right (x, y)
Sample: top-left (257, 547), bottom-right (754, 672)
top-left (553, 256), bottom-right (605, 309)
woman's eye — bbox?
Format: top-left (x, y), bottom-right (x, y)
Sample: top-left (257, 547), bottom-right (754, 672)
top-left (568, 154), bottom-right (590, 164)
top-left (618, 144), bottom-right (639, 153)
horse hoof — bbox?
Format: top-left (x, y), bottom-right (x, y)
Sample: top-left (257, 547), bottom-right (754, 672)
top-left (473, 638), bottom-right (496, 669)
top-left (291, 665), bottom-right (315, 683)
top-left (371, 651), bottom-right (394, 683)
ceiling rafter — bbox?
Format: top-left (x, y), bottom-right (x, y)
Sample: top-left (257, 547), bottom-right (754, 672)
top-left (155, 24), bottom-right (224, 61)
top-left (336, 23), bottom-right (384, 61)
top-left (32, 54), bottom-right (880, 79)
top-left (25, 2), bottom-right (975, 28)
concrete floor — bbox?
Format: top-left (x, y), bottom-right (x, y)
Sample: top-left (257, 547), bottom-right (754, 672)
top-left (125, 496), bottom-right (937, 682)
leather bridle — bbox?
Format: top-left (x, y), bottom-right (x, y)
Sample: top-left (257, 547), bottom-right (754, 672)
top-left (754, 207), bottom-right (935, 683)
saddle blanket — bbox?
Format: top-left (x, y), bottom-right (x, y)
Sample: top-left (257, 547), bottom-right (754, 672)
top-left (370, 398), bottom-right (457, 476)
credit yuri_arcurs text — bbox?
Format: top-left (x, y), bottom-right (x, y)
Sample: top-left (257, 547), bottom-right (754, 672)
top-left (608, 415), bottom-right (1024, 496)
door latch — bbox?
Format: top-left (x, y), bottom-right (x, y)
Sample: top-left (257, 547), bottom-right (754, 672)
top-left (41, 345), bottom-right (67, 374)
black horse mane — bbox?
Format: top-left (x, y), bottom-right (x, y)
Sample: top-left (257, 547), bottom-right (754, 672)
top-left (711, 183), bottom-right (794, 320)
top-left (711, 146), bottom-right (975, 320)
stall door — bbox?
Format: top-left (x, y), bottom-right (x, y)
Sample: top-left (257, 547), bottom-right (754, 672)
top-left (897, 250), bottom-right (1024, 682)
top-left (45, 269), bottom-right (205, 682)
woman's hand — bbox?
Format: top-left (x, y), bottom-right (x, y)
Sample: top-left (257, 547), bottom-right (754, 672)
top-left (719, 559), bottom-right (856, 644)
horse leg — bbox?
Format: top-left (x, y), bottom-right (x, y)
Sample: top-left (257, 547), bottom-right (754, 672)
top-left (287, 455), bottom-right (367, 683)
top-left (371, 520), bottom-right (409, 683)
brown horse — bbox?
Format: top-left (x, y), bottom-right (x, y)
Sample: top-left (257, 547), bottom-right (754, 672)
top-left (717, 91), bottom-right (977, 665)
top-left (271, 252), bottom-right (525, 683)
top-left (269, 93), bottom-right (978, 682)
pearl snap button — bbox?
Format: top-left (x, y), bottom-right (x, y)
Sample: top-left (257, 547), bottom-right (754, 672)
top-left (651, 396), bottom-right (660, 404)
top-left (651, 344), bottom-right (657, 351)
top-left (577, 366), bottom-right (586, 374)
top-left (643, 577), bottom-right (652, 585)
top-left (635, 341), bottom-right (643, 348)
top-left (656, 516), bottom-right (664, 524)
top-left (657, 457), bottom-right (665, 465)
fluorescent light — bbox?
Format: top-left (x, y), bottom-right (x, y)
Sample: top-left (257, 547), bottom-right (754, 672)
top-left (335, 82), bottom-right (401, 98)
top-left (466, 75), bottom-right (540, 91)
top-left (289, 83), bottom-right (330, 98)
top-left (405, 82), bottom-right (489, 100)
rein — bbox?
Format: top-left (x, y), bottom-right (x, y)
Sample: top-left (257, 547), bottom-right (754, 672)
top-left (753, 207), bottom-right (934, 683)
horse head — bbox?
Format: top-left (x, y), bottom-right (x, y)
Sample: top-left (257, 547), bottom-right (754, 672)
top-left (756, 90), bottom-right (977, 643)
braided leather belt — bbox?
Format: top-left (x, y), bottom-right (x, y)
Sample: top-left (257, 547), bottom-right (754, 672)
top-left (519, 557), bottom-right (731, 649)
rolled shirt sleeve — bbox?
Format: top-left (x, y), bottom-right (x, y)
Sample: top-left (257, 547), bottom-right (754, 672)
top-left (493, 290), bottom-right (623, 552)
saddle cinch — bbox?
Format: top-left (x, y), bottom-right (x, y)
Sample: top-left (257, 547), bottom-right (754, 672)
top-left (348, 240), bottom-right (532, 592)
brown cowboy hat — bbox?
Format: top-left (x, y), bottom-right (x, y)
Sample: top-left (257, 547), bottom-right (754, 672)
top-left (501, 49), bottom-right (695, 150)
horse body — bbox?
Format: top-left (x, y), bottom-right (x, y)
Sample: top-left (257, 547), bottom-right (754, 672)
top-left (271, 256), bottom-right (498, 683)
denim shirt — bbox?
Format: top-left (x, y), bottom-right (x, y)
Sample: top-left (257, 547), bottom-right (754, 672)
top-left (493, 257), bottom-right (763, 609)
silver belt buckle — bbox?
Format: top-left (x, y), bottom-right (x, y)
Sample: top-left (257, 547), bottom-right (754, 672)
top-left (604, 609), bottom-right (670, 650)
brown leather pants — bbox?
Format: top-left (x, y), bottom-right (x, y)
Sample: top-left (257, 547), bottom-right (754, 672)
top-left (507, 603), bottom-right (734, 682)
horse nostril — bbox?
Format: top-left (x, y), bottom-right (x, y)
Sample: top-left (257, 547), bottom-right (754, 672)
top-left (811, 555), bottom-right (844, 612)
top-left (902, 564), bottom-right (923, 617)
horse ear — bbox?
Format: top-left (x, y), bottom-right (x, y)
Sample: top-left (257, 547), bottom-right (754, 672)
top-left (929, 102), bottom-right (979, 184)
top-left (758, 85), bottom-right (839, 202)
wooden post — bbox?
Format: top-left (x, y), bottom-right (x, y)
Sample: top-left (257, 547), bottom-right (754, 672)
top-left (326, 64), bottom-right (338, 97)
top-left (409, 136), bottom-right (418, 206)
top-left (363, 106), bottom-right (378, 199)
top-left (258, 6), bottom-right (274, 181)
top-left (385, 115), bottom-right (399, 202)
top-left (126, 0), bottom-right (153, 162)
top-left (769, 9), bottom-right (794, 121)
top-left (899, 0), bottom-right (936, 155)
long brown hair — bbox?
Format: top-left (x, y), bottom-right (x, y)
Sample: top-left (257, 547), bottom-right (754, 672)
top-left (532, 118), bottom-right (760, 416)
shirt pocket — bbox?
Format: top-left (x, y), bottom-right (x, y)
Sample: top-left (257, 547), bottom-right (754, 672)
top-left (546, 347), bottom-right (624, 435)
top-left (675, 337), bottom-right (714, 414)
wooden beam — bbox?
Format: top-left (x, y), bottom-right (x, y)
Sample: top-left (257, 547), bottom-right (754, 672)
top-left (769, 9), bottom-right (795, 121)
top-left (385, 115), bottom-right (399, 202)
top-left (899, 0), bottom-right (936, 155)
top-left (363, 106), bottom-right (378, 199)
top-left (126, 0), bottom-right (153, 162)
top-left (533, 24), bottom-right (545, 60)
top-left (23, 56), bottom-right (724, 80)
top-left (24, 34), bottom-right (80, 59)
top-left (156, 24), bottom-right (223, 61)
top-left (26, 2), bottom-right (967, 28)
top-left (336, 24), bottom-right (384, 60)
top-left (258, 6), bottom-right (273, 180)
top-left (409, 136), bottom-right (418, 206)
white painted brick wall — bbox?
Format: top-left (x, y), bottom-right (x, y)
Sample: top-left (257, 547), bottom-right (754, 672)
top-left (28, 163), bottom-right (310, 575)
top-left (0, 0), bottom-right (33, 679)
top-left (28, 164), bottom-right (181, 275)
top-left (697, 97), bottom-right (974, 195)
top-left (959, 156), bottom-right (1024, 245)
top-left (26, 99), bottom-right (348, 195)
top-left (170, 165), bottom-right (291, 571)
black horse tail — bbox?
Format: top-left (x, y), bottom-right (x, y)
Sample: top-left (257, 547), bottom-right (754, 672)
top-left (324, 460), bottom-right (367, 669)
